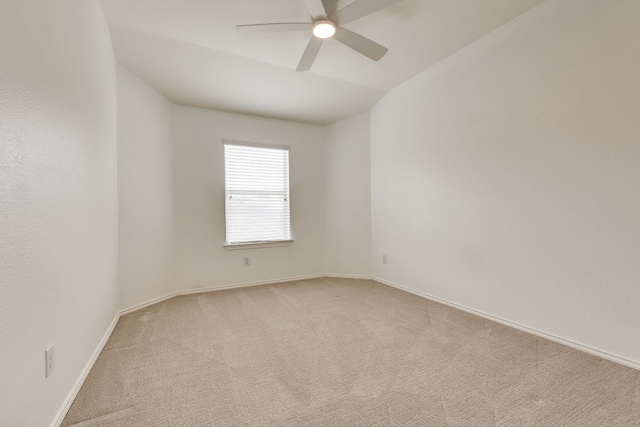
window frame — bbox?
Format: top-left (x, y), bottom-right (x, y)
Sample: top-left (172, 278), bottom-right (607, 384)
top-left (222, 139), bottom-right (293, 249)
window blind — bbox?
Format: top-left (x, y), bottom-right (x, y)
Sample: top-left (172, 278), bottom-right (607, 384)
top-left (224, 142), bottom-right (291, 245)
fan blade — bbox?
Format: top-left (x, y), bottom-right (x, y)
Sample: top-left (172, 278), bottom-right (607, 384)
top-left (333, 27), bottom-right (387, 61)
top-left (296, 37), bottom-right (324, 72)
top-left (321, 0), bottom-right (337, 16)
top-left (330, 0), bottom-right (403, 25)
top-left (302, 0), bottom-right (328, 19)
top-left (236, 22), bottom-right (312, 34)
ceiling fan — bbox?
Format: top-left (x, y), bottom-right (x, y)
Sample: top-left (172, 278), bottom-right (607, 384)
top-left (236, 0), bottom-right (402, 72)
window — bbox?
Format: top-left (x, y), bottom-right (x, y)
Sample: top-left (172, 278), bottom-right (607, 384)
top-left (224, 141), bottom-right (292, 246)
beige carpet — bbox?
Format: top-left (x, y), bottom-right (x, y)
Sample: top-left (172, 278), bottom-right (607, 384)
top-left (63, 277), bottom-right (640, 426)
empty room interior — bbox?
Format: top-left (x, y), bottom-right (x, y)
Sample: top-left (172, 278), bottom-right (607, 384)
top-left (2, 0), bottom-right (640, 425)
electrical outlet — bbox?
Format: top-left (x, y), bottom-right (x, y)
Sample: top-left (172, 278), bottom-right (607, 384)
top-left (243, 257), bottom-right (250, 267)
top-left (382, 254), bottom-right (388, 264)
top-left (45, 344), bottom-right (54, 377)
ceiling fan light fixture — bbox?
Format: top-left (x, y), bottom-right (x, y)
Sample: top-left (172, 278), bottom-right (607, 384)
top-left (312, 20), bottom-right (336, 39)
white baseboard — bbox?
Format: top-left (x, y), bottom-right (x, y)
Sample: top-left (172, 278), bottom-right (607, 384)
top-left (373, 276), bottom-right (640, 372)
top-left (119, 274), bottom-right (325, 316)
top-left (119, 291), bottom-right (181, 316)
top-left (51, 312), bottom-right (120, 427)
top-left (325, 273), bottom-right (373, 280)
top-left (176, 274), bottom-right (325, 297)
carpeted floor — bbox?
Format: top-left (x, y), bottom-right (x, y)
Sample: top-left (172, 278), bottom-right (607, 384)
top-left (63, 277), bottom-right (640, 426)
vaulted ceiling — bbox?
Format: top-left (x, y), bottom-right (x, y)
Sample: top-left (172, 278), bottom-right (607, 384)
top-left (102, 0), bottom-right (545, 125)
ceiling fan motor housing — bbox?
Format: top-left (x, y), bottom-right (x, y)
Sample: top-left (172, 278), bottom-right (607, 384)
top-left (313, 20), bottom-right (336, 38)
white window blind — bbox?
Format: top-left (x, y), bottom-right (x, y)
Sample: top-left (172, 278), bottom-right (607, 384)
top-left (224, 142), bottom-right (291, 245)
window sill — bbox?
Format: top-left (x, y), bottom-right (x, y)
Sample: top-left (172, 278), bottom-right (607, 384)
top-left (224, 240), bottom-right (293, 250)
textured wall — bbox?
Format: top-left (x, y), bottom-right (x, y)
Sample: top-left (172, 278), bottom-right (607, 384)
top-left (117, 66), bottom-right (175, 310)
top-left (324, 113), bottom-right (372, 276)
top-left (173, 106), bottom-right (325, 289)
top-left (371, 0), bottom-right (640, 364)
top-left (0, 0), bottom-right (118, 425)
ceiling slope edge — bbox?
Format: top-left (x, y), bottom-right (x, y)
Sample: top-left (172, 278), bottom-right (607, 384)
top-left (110, 25), bottom-right (385, 125)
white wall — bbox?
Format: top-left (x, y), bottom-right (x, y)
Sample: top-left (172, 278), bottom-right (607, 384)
top-left (117, 66), bottom-right (175, 310)
top-left (371, 0), bottom-right (640, 365)
top-left (0, 1), bottom-right (119, 425)
top-left (324, 113), bottom-right (372, 276)
top-left (173, 106), bottom-right (325, 289)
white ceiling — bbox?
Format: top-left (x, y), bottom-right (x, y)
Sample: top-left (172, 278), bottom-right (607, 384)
top-left (102, 0), bottom-right (544, 125)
